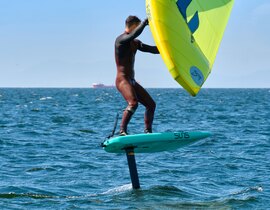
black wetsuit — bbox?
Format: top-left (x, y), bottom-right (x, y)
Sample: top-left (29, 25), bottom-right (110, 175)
top-left (115, 20), bottom-right (159, 134)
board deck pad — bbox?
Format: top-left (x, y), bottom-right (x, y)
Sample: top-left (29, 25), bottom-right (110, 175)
top-left (103, 131), bottom-right (211, 153)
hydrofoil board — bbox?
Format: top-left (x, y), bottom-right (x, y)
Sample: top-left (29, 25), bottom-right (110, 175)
top-left (103, 131), bottom-right (211, 153)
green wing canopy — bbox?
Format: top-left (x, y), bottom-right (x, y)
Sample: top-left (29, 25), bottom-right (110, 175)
top-left (147, 0), bottom-right (234, 96)
top-left (185, 0), bottom-right (235, 68)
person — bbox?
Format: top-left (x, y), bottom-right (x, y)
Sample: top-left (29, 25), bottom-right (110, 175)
top-left (115, 15), bottom-right (159, 136)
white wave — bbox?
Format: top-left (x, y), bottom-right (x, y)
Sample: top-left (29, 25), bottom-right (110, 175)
top-left (101, 184), bottom-right (133, 195)
top-left (40, 97), bottom-right (53, 101)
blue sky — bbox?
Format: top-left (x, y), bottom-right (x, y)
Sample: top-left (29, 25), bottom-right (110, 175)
top-left (0, 0), bottom-right (269, 88)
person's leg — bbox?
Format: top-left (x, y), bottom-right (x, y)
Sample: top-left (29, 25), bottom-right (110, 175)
top-left (134, 82), bottom-right (156, 133)
top-left (117, 80), bottom-right (138, 135)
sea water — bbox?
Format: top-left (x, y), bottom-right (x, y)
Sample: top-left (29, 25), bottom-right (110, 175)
top-left (0, 88), bottom-right (269, 209)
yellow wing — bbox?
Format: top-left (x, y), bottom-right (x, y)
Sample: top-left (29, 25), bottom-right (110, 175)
top-left (146, 0), bottom-right (234, 96)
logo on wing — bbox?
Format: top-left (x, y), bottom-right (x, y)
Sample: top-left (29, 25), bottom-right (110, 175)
top-left (190, 66), bottom-right (204, 86)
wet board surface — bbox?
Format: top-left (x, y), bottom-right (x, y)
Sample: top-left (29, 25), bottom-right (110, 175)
top-left (103, 131), bottom-right (211, 153)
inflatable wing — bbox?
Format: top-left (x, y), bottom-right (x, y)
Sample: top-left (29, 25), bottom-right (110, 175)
top-left (146, 0), bottom-right (234, 96)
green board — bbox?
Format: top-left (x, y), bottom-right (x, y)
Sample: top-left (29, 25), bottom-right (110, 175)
top-left (103, 131), bottom-right (211, 153)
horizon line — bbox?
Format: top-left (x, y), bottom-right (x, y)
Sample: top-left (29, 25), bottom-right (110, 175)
top-left (0, 87), bottom-right (269, 89)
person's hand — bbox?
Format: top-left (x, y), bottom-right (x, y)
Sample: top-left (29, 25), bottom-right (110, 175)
top-left (143, 18), bottom-right (149, 26)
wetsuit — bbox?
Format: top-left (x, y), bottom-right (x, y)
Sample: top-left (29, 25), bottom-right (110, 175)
top-left (115, 19), bottom-right (159, 134)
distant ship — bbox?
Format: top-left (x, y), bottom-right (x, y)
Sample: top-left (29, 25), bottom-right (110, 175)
top-left (92, 83), bottom-right (115, 89)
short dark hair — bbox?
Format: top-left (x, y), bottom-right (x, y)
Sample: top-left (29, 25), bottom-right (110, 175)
top-left (125, 16), bottom-right (141, 28)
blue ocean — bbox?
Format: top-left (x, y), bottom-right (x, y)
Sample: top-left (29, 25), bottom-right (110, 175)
top-left (0, 88), bottom-right (269, 209)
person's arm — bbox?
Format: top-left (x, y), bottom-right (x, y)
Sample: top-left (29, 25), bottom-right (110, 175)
top-left (119, 19), bottom-right (148, 44)
top-left (137, 41), bottom-right (159, 54)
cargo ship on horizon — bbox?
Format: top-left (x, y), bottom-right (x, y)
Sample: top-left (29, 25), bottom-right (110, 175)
top-left (92, 83), bottom-right (115, 89)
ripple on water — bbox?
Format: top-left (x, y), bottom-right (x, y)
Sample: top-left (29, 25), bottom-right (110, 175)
top-left (0, 88), bottom-right (269, 209)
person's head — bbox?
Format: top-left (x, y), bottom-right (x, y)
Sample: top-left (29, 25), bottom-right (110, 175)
top-left (125, 16), bottom-right (141, 33)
